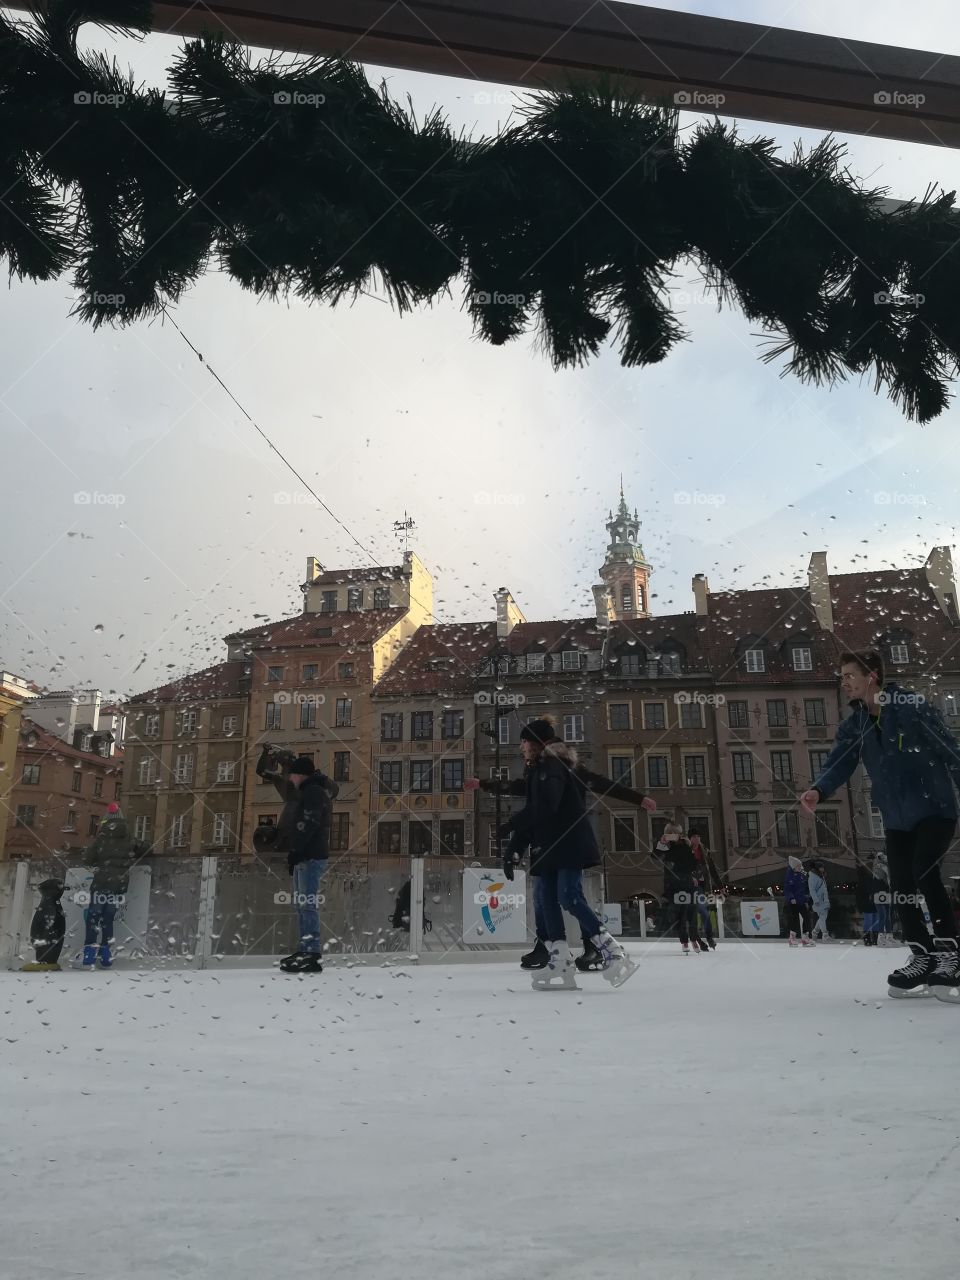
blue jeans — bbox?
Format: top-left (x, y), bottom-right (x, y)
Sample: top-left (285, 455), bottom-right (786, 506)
top-left (695, 899), bottom-right (714, 941)
top-left (84, 899), bottom-right (118, 948)
top-left (534, 869), bottom-right (602, 943)
top-left (293, 860), bottom-right (327, 954)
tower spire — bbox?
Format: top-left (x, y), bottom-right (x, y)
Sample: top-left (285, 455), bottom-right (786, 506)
top-left (597, 485), bottom-right (652, 620)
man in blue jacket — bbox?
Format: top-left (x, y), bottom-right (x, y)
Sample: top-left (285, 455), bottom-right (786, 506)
top-left (800, 651), bottom-right (960, 998)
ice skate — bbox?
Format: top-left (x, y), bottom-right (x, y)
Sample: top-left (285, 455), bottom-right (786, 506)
top-left (72, 945), bottom-right (98, 971)
top-left (575, 938), bottom-right (604, 972)
top-left (800, 936), bottom-right (816, 947)
top-left (279, 950), bottom-right (309, 973)
top-left (929, 939), bottom-right (960, 1003)
top-left (681, 942), bottom-right (690, 955)
top-left (531, 941), bottom-right (579, 990)
top-left (587, 932), bottom-right (638, 987)
top-left (788, 932), bottom-right (799, 947)
top-left (521, 939), bottom-right (550, 970)
top-left (888, 945), bottom-right (934, 998)
top-left (98, 944), bottom-right (113, 969)
top-left (690, 938), bottom-right (701, 952)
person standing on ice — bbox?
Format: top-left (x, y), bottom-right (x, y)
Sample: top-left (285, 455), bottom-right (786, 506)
top-left (496, 717), bottom-right (631, 987)
top-left (689, 829), bottom-right (719, 949)
top-left (657, 824), bottom-right (709, 954)
top-left (78, 803), bottom-right (145, 969)
top-left (280, 756), bottom-right (338, 974)
top-left (466, 734), bottom-right (655, 973)
top-left (783, 856), bottom-right (815, 947)
top-left (800, 650), bottom-right (960, 999)
top-left (807, 860), bottom-right (831, 941)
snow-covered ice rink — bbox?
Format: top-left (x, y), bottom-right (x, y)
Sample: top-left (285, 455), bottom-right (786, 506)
top-left (3, 942), bottom-right (957, 1280)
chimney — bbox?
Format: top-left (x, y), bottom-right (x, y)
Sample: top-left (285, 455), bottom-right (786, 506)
top-left (924, 546), bottom-right (959, 621)
top-left (692, 573), bottom-right (710, 616)
top-left (305, 556), bottom-right (322, 583)
top-left (495, 587), bottom-right (526, 638)
top-left (592, 583), bottom-right (615, 629)
top-left (807, 552), bottom-right (834, 632)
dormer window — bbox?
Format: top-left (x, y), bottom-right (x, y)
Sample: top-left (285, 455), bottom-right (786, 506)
top-left (745, 648), bottom-right (765, 674)
top-left (562, 650), bottom-right (582, 672)
top-left (792, 647), bottom-right (812, 672)
top-left (889, 642), bottom-right (909, 664)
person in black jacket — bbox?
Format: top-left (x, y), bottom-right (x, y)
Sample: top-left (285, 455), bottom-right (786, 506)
top-left (657, 824), bottom-right (710, 954)
top-left (79, 803), bottom-right (148, 969)
top-left (499, 718), bottom-right (632, 987)
top-left (23, 879), bottom-right (66, 971)
top-left (279, 755), bottom-right (339, 974)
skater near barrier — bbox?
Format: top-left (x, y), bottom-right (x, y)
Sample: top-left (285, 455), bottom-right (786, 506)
top-left (278, 755), bottom-right (339, 974)
top-left (784, 856), bottom-right (815, 947)
top-left (689, 830), bottom-right (720, 949)
top-left (801, 650), bottom-right (960, 1000)
top-left (495, 717), bottom-right (635, 988)
top-left (78, 803), bottom-right (147, 970)
top-left (22, 879), bottom-right (66, 972)
top-left (807, 860), bottom-right (831, 941)
top-left (657, 825), bottom-right (710, 955)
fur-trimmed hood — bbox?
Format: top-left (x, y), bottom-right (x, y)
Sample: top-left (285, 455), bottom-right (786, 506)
top-left (543, 740), bottom-right (578, 768)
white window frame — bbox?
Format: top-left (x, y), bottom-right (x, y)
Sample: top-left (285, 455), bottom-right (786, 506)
top-left (890, 643), bottom-right (909, 664)
top-left (178, 710), bottom-right (198, 734)
top-left (607, 702), bottom-right (632, 731)
top-left (144, 713), bottom-right (160, 738)
top-left (562, 713), bottom-right (584, 742)
top-left (22, 764), bottom-right (40, 785)
top-left (174, 753), bottom-right (194, 784)
top-left (646, 754), bottom-right (670, 789)
top-left (682, 753), bottom-right (708, 788)
top-left (498, 717), bottom-right (510, 746)
top-left (732, 751), bottom-right (754, 783)
top-left (216, 760), bottom-right (237, 783)
top-left (611, 811), bottom-right (637, 852)
top-left (221, 714), bottom-right (239, 735)
top-left (561, 650), bottom-right (581, 672)
top-left (642, 701), bottom-right (667, 731)
top-left (489, 766), bottom-right (509, 781)
top-left (943, 692), bottom-right (960, 718)
top-left (138, 756), bottom-right (159, 785)
top-left (869, 803), bottom-right (885, 838)
top-left (609, 755), bottom-right (633, 783)
top-left (134, 814), bottom-right (152, 842)
top-left (745, 648), bottom-right (766, 674)
top-left (679, 701), bottom-right (703, 730)
top-left (660, 652), bottom-right (681, 676)
top-left (212, 812), bottom-right (231, 845)
top-left (526, 652), bottom-right (545, 673)
top-left (792, 646), bottom-right (812, 672)
top-left (170, 814), bottom-right (190, 848)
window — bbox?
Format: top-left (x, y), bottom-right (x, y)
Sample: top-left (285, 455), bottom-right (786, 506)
top-left (619, 653), bottom-right (643, 676)
top-left (373, 586), bottom-right (391, 609)
top-left (660, 652), bottom-right (681, 676)
top-left (134, 815), bottom-right (152, 843)
top-left (622, 586), bottom-right (633, 613)
top-left (815, 810), bottom-right (841, 847)
top-left (300, 664), bottom-right (318, 682)
top-left (336, 698), bottom-right (352, 727)
top-left (410, 761), bottom-right (433, 792)
top-left (610, 756), bottom-right (632, 783)
top-left (93, 776), bottom-right (103, 798)
top-left (333, 751), bottom-right (350, 783)
top-left (381, 713), bottom-right (403, 741)
top-left (643, 702), bottom-right (666, 730)
top-left (775, 810), bottom-right (801, 846)
top-left (265, 703), bottom-right (283, 731)
top-left (15, 805), bottom-right (35, 828)
top-left (728, 700), bottom-right (749, 729)
top-left (647, 755), bottom-right (669, 788)
top-left (804, 698), bottom-right (826, 727)
top-left (732, 752), bottom-right (754, 783)
top-left (637, 585), bottom-right (646, 613)
top-left (944, 692), bottom-right (960, 718)
top-left (608, 703), bottom-right (631, 731)
top-left (63, 811), bottom-right (77, 832)
top-left (890, 643), bottom-right (909, 664)
top-left (679, 701), bottom-right (703, 729)
top-left (409, 820), bottom-right (433, 856)
top-left (347, 587), bottom-right (363, 611)
top-left (562, 650), bottom-right (582, 671)
top-left (684, 755), bottom-right (706, 787)
top-left (72, 769), bottom-right (85, 793)
top-left (145, 713), bottom-right (160, 737)
top-left (489, 766), bottom-right (509, 781)
top-left (441, 760), bottom-right (464, 791)
top-left (320, 590), bottom-right (337, 614)
top-left (767, 699), bottom-right (788, 728)
top-left (439, 820), bottom-right (465, 856)
top-left (267, 665), bottom-right (284, 682)
top-left (338, 662), bottom-right (355, 680)
top-left (809, 749), bottom-right (830, 778)
top-left (22, 764), bottom-right (40, 785)
top-left (377, 821), bottom-right (402, 855)
top-left (216, 760), bottom-right (237, 783)
top-left (745, 648), bottom-right (766, 673)
top-left (81, 733), bottom-right (94, 753)
top-left (222, 714), bottom-right (239, 735)
top-left (178, 710), bottom-right (198, 734)
top-left (441, 709), bottom-right (464, 740)
top-left (299, 700), bottom-right (317, 729)
top-left (736, 811), bottom-right (760, 844)
top-left (613, 814), bottom-right (636, 852)
top-left (174, 754), bottom-right (194, 784)
top-left (379, 762), bottom-right (402, 794)
top-left (870, 804), bottom-right (885, 838)
top-left (524, 652), bottom-right (545, 674)
top-left (170, 814), bottom-right (191, 848)
top-left (212, 812), bottom-right (232, 845)
top-left (770, 751), bottom-right (793, 783)
top-left (498, 717), bottom-right (510, 746)
top-left (562, 714), bottom-right (584, 743)
top-left (792, 647), bottom-right (812, 672)
top-left (138, 756), bottom-right (159, 785)
top-left (412, 712), bottom-right (434, 740)
top-left (88, 814), bottom-right (99, 836)
top-left (331, 813), bottom-right (350, 851)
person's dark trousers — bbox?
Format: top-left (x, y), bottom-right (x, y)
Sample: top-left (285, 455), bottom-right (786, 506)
top-left (886, 818), bottom-right (958, 947)
top-left (84, 902), bottom-right (117, 947)
top-left (695, 899), bottom-right (714, 942)
top-left (35, 940), bottom-right (63, 964)
top-left (673, 904), bottom-right (693, 944)
top-left (535, 869), bottom-right (602, 941)
top-left (785, 902), bottom-right (804, 935)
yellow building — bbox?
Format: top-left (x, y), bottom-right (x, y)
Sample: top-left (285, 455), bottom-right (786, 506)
top-left (0, 671), bottom-right (36, 861)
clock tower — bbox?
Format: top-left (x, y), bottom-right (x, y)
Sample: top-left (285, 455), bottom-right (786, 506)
top-left (597, 486), bottom-right (652, 620)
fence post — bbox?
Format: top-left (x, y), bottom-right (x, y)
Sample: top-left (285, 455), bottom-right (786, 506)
top-left (194, 856), bottom-right (218, 971)
top-left (715, 894), bottom-right (726, 940)
top-left (639, 898), bottom-right (648, 940)
top-left (409, 855), bottom-right (425, 957)
top-left (3, 861), bottom-right (30, 970)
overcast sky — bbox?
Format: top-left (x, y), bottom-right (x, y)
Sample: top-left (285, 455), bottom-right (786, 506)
top-left (2, 0), bottom-right (960, 699)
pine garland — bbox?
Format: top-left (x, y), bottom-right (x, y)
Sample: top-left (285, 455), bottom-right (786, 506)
top-left (3, 1), bottom-right (960, 421)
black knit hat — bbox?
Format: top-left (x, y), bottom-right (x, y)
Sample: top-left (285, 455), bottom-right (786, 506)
top-left (289, 756), bottom-right (316, 776)
top-left (519, 718), bottom-right (557, 747)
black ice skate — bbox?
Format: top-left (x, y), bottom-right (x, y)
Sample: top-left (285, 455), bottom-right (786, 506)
top-left (929, 939), bottom-right (960, 1004)
top-left (887, 945), bottom-right (935, 998)
top-left (575, 938), bottom-right (604, 972)
top-left (520, 939), bottom-right (550, 970)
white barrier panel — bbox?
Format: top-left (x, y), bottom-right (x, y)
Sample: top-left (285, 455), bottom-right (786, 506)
top-left (741, 900), bottom-right (780, 936)
top-left (62, 865), bottom-right (152, 960)
top-left (599, 903), bottom-right (622, 936)
top-left (462, 868), bottom-right (528, 944)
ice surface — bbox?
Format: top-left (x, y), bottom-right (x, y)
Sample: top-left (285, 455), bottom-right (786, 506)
top-left (1, 944), bottom-right (957, 1280)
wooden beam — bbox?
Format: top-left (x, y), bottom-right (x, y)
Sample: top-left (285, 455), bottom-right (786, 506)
top-left (136, 0), bottom-right (960, 147)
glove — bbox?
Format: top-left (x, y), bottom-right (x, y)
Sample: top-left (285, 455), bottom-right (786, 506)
top-left (502, 832), bottom-right (522, 881)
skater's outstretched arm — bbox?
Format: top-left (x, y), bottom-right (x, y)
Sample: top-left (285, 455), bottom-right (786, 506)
top-left (473, 776), bottom-right (526, 798)
top-left (576, 766), bottom-right (654, 810)
top-left (916, 700), bottom-right (960, 788)
top-left (805, 716), bottom-right (862, 805)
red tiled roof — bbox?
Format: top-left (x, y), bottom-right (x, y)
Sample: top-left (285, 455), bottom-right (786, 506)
top-left (19, 719), bottom-right (125, 766)
top-left (703, 587), bottom-right (838, 684)
top-left (304, 565), bottom-right (405, 586)
top-left (128, 659), bottom-right (250, 705)
top-left (231, 608), bottom-right (408, 651)
top-left (373, 622), bottom-right (497, 697)
top-left (502, 618), bottom-right (604, 654)
top-left (828, 568), bottom-right (959, 666)
top-left (607, 612), bottom-right (711, 669)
